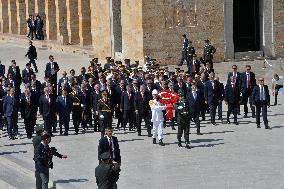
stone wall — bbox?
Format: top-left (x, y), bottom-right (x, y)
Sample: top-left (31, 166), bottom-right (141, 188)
top-left (142, 0), bottom-right (225, 64)
top-left (274, 0), bottom-right (284, 57)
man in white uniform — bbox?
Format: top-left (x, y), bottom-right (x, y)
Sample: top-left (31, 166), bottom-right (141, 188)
top-left (150, 89), bottom-right (167, 146)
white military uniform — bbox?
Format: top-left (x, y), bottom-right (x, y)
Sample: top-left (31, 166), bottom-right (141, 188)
top-left (150, 100), bottom-right (166, 140)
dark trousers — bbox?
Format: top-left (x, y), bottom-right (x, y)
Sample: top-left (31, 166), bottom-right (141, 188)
top-left (209, 103), bottom-right (217, 123)
top-left (242, 90), bottom-right (255, 116)
top-left (43, 115), bottom-right (52, 134)
top-left (36, 28), bottom-right (44, 40)
top-left (72, 106), bottom-right (82, 133)
top-left (218, 100), bottom-right (223, 118)
top-left (35, 171), bottom-right (49, 189)
top-left (28, 27), bottom-right (36, 39)
top-left (123, 110), bottom-right (134, 129)
top-left (180, 50), bottom-right (187, 65)
top-left (227, 103), bottom-right (238, 123)
top-left (81, 111), bottom-right (90, 130)
top-left (200, 101), bottom-right (206, 120)
top-left (115, 107), bottom-right (123, 128)
top-left (59, 115), bottom-right (70, 134)
top-left (255, 101), bottom-right (268, 126)
top-left (136, 112), bottom-right (151, 134)
top-left (29, 59), bottom-right (38, 72)
top-left (191, 112), bottom-right (201, 133)
top-left (93, 113), bottom-right (99, 131)
top-left (6, 114), bottom-right (17, 137)
top-left (24, 117), bottom-right (36, 137)
top-left (99, 113), bottom-right (112, 138)
top-left (274, 85), bottom-right (283, 105)
top-left (177, 117), bottom-right (190, 142)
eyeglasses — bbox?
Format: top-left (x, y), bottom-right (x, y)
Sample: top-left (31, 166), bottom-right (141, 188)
top-left (232, 67), bottom-right (237, 69)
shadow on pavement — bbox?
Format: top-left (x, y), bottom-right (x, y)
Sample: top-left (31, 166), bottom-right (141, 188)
top-left (0, 150), bottom-right (27, 156)
top-left (54, 178), bottom-right (89, 184)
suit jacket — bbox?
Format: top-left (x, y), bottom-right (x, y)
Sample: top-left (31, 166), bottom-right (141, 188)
top-left (114, 85), bottom-right (124, 105)
top-left (39, 94), bottom-right (56, 117)
top-left (56, 95), bottom-right (72, 117)
top-left (252, 85), bottom-right (270, 105)
top-left (26, 45), bottom-right (37, 60)
top-left (228, 71), bottom-right (241, 86)
top-left (79, 90), bottom-right (92, 113)
top-left (20, 93), bottom-right (38, 119)
top-left (0, 64), bottom-right (5, 77)
top-left (91, 90), bottom-right (101, 112)
top-left (7, 66), bottom-right (22, 85)
top-left (120, 91), bottom-right (135, 111)
top-left (187, 91), bottom-right (202, 114)
top-left (240, 72), bottom-right (256, 92)
top-left (98, 136), bottom-right (121, 163)
top-left (3, 95), bottom-right (19, 117)
top-left (45, 62), bottom-right (59, 78)
top-left (77, 74), bottom-right (90, 84)
top-left (22, 68), bottom-right (34, 84)
top-left (204, 80), bottom-right (221, 105)
top-left (134, 91), bottom-right (151, 115)
top-left (225, 83), bottom-right (240, 104)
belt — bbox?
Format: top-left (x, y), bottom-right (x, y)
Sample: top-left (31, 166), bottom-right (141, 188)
top-left (101, 110), bottom-right (111, 112)
top-left (73, 103), bottom-right (80, 106)
top-left (181, 112), bottom-right (188, 115)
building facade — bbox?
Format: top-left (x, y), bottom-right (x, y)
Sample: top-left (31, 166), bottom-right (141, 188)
top-left (0, 0), bottom-right (283, 64)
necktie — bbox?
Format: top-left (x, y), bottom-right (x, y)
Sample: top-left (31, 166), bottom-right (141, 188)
top-left (141, 92), bottom-right (144, 100)
top-left (247, 74), bottom-right (251, 88)
top-left (261, 86), bottom-right (264, 100)
top-left (64, 96), bottom-right (66, 105)
top-left (128, 92), bottom-right (131, 100)
top-left (192, 61), bottom-right (196, 72)
top-left (109, 138), bottom-right (113, 159)
top-left (193, 92), bottom-right (196, 100)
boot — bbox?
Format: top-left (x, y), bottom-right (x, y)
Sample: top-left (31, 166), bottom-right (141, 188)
top-left (185, 142), bottom-right (191, 149)
top-left (153, 138), bottom-right (156, 144)
top-left (159, 139), bottom-right (165, 146)
top-left (59, 127), bottom-right (63, 135)
top-left (178, 140), bottom-right (182, 147)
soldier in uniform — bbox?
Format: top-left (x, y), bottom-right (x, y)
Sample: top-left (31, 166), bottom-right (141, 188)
top-left (203, 39), bottom-right (216, 69)
top-left (95, 152), bottom-right (120, 189)
top-left (97, 90), bottom-right (112, 138)
top-left (70, 86), bottom-right (82, 134)
top-left (175, 92), bottom-right (190, 149)
top-left (187, 41), bottom-right (195, 63)
top-left (179, 34), bottom-right (189, 66)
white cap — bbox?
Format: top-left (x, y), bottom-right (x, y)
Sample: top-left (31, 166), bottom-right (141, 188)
top-left (152, 89), bottom-right (158, 95)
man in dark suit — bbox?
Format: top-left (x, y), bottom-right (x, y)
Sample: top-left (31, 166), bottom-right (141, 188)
top-left (91, 84), bottom-right (101, 132)
top-left (179, 34), bottom-right (189, 66)
top-left (252, 78), bottom-right (270, 129)
top-left (187, 54), bottom-right (201, 77)
top-left (204, 72), bottom-right (221, 125)
top-left (134, 85), bottom-right (152, 136)
top-left (197, 73), bottom-right (207, 121)
top-left (7, 60), bottom-right (22, 96)
top-left (120, 84), bottom-right (135, 131)
top-left (3, 88), bottom-right (19, 140)
top-left (227, 65), bottom-right (241, 114)
top-left (174, 76), bottom-right (187, 97)
top-left (39, 87), bottom-right (57, 135)
top-left (26, 15), bottom-right (36, 40)
top-left (22, 63), bottom-right (34, 84)
top-left (21, 89), bottom-right (38, 139)
top-left (77, 67), bottom-right (89, 85)
top-left (56, 89), bottom-right (72, 135)
top-left (25, 40), bottom-right (38, 72)
top-left (187, 83), bottom-right (202, 135)
top-left (98, 127), bottom-right (121, 165)
top-left (215, 76), bottom-right (225, 121)
top-left (240, 65), bottom-right (256, 118)
top-left (79, 84), bottom-right (92, 133)
top-left (58, 71), bottom-right (71, 96)
top-left (45, 55), bottom-right (60, 95)
top-left (225, 76), bottom-right (240, 125)
top-left (114, 80), bottom-right (125, 129)
top-left (0, 60), bottom-right (5, 79)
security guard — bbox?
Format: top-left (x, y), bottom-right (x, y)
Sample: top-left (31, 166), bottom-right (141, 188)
top-left (97, 90), bottom-right (112, 138)
top-left (175, 92), bottom-right (190, 149)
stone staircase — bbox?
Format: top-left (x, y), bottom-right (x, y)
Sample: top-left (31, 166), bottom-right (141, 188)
top-left (234, 51), bottom-right (264, 61)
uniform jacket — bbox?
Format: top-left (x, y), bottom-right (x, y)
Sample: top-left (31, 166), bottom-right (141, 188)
top-left (225, 83), bottom-right (240, 104)
top-left (150, 101), bottom-right (166, 122)
top-left (20, 93), bottom-right (38, 119)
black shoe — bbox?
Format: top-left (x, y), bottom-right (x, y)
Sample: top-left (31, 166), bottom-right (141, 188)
top-left (138, 133), bottom-right (142, 136)
top-left (234, 122), bottom-right (239, 125)
top-left (217, 117), bottom-right (222, 120)
top-left (75, 132), bottom-right (78, 135)
top-left (212, 122), bottom-right (216, 126)
top-left (257, 125), bottom-right (261, 128)
top-left (171, 127), bottom-right (176, 130)
top-left (227, 120), bottom-right (231, 124)
top-left (244, 114), bottom-right (248, 118)
top-left (197, 132), bottom-right (203, 135)
top-left (159, 139), bottom-right (165, 146)
top-left (9, 136), bottom-right (13, 140)
top-left (148, 133), bottom-right (152, 137)
top-left (252, 115), bottom-right (256, 118)
top-left (153, 138), bottom-right (156, 144)
top-left (178, 141), bottom-right (182, 147)
top-left (202, 118), bottom-right (205, 121)
top-left (64, 132), bottom-right (68, 136)
top-left (185, 142), bottom-right (191, 149)
top-left (273, 103), bottom-right (277, 106)
top-left (265, 126), bottom-right (271, 129)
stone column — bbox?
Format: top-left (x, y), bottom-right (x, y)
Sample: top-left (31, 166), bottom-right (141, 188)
top-left (110, 0), bottom-right (122, 56)
top-left (91, 0), bottom-right (112, 58)
top-left (8, 0), bottom-right (18, 34)
top-left (66, 0), bottom-right (79, 44)
top-left (55, 0), bottom-right (68, 44)
top-left (45, 0), bottom-right (57, 40)
top-left (224, 0), bottom-right (234, 60)
top-left (16, 0), bottom-right (26, 35)
top-left (121, 0), bottom-right (144, 60)
top-left (78, 0), bottom-right (92, 46)
top-left (35, 0), bottom-right (46, 38)
top-left (0, 0), bottom-right (9, 33)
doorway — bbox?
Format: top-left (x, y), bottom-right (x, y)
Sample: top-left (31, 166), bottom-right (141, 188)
top-left (233, 0), bottom-right (260, 52)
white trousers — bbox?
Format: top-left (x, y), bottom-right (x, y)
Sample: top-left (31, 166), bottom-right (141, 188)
top-left (152, 121), bottom-right (163, 140)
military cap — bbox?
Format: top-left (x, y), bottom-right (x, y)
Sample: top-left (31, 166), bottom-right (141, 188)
top-left (182, 34), bottom-right (186, 37)
top-left (204, 39), bottom-right (210, 43)
top-left (100, 152), bottom-right (111, 160)
top-left (35, 125), bottom-right (44, 132)
top-left (106, 57), bottom-right (111, 60)
top-left (193, 54), bottom-right (197, 57)
top-left (110, 58), bottom-right (114, 63)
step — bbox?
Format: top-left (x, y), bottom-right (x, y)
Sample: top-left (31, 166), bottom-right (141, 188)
top-left (235, 51), bottom-right (264, 60)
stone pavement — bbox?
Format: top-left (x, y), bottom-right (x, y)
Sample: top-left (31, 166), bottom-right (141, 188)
top-left (0, 41), bottom-right (284, 189)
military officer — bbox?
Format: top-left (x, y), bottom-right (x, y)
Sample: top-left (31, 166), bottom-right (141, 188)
top-left (175, 92), bottom-right (190, 149)
top-left (203, 39), bottom-right (216, 69)
top-left (97, 90), bottom-right (112, 138)
top-left (70, 86), bottom-right (82, 135)
top-left (179, 34), bottom-right (189, 66)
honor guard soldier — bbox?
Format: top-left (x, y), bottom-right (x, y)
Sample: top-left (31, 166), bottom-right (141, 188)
top-left (70, 86), bottom-right (82, 134)
top-left (203, 39), bottom-right (216, 69)
top-left (97, 90), bottom-right (112, 138)
top-left (175, 92), bottom-right (190, 149)
top-left (187, 41), bottom-right (195, 63)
